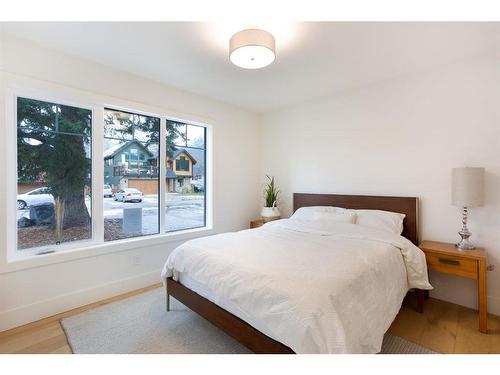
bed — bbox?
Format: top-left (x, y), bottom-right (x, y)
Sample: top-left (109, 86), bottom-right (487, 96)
top-left (161, 193), bottom-right (432, 354)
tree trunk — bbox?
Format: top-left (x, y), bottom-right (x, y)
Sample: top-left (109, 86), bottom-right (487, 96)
top-left (63, 189), bottom-right (90, 228)
top-left (54, 196), bottom-right (65, 242)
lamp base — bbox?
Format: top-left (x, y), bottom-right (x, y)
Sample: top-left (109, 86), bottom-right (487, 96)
top-left (456, 206), bottom-right (475, 251)
top-left (456, 230), bottom-right (475, 251)
top-left (456, 239), bottom-right (475, 251)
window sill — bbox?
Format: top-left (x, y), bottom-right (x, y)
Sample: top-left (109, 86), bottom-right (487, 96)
top-left (0, 226), bottom-right (214, 275)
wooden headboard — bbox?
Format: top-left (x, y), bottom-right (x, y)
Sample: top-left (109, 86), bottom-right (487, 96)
top-left (293, 193), bottom-right (419, 245)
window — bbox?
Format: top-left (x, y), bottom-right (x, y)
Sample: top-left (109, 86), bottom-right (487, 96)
top-left (176, 156), bottom-right (189, 171)
top-left (166, 120), bottom-right (206, 232)
top-left (16, 97), bottom-right (92, 250)
top-left (10, 89), bottom-right (210, 260)
top-left (103, 108), bottom-right (160, 241)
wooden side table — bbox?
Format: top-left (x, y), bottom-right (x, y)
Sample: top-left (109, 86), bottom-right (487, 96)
top-left (250, 219), bottom-right (264, 229)
top-left (419, 240), bottom-right (488, 333)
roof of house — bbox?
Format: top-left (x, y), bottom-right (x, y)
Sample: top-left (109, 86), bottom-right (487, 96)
top-left (103, 142), bottom-right (123, 159)
top-left (171, 148), bottom-right (197, 165)
top-left (104, 140), bottom-right (155, 159)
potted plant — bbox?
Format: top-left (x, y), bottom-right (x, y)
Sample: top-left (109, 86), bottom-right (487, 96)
top-left (261, 175), bottom-right (281, 222)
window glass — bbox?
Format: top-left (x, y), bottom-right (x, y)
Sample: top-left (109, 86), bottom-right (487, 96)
top-left (165, 121), bottom-right (206, 232)
top-left (16, 97), bottom-right (92, 250)
top-left (104, 108), bottom-right (160, 241)
top-left (166, 121), bottom-right (186, 149)
top-left (187, 124), bottom-right (205, 148)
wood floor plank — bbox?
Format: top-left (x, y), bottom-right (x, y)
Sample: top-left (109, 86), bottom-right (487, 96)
top-left (416, 298), bottom-right (460, 353)
top-left (49, 344), bottom-right (73, 354)
top-left (387, 306), bottom-right (426, 344)
top-left (453, 306), bottom-right (492, 353)
top-left (15, 333), bottom-right (69, 354)
top-left (0, 321), bottom-right (63, 354)
top-left (488, 315), bottom-right (500, 354)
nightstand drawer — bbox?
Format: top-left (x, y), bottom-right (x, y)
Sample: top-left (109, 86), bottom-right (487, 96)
top-left (426, 253), bottom-right (478, 279)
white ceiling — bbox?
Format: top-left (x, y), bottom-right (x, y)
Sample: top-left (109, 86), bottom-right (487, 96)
top-left (3, 22), bottom-right (499, 113)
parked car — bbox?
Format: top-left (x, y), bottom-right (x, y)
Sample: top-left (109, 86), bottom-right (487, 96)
top-left (113, 188), bottom-right (143, 203)
top-left (17, 187), bottom-right (54, 209)
top-left (191, 179), bottom-right (205, 193)
top-left (104, 184), bottom-right (113, 198)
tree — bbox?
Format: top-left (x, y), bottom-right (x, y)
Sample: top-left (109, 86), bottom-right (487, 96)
top-left (104, 111), bottom-right (186, 160)
top-left (165, 120), bottom-right (187, 157)
top-left (17, 98), bottom-right (91, 241)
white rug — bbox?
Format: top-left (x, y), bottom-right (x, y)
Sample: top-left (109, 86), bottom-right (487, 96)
top-left (61, 288), bottom-right (435, 354)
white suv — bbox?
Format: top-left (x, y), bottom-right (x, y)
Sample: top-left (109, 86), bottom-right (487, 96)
top-left (113, 188), bottom-right (144, 203)
top-left (17, 187), bottom-right (55, 209)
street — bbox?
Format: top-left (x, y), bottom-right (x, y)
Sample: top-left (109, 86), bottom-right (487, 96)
top-left (165, 194), bottom-right (205, 232)
top-left (17, 193), bottom-right (206, 238)
top-left (104, 193), bottom-right (205, 233)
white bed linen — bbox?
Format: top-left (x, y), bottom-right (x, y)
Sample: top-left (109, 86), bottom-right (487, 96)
top-left (161, 219), bottom-right (432, 354)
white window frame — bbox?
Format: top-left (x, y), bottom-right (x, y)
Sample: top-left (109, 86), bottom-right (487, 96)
top-left (1, 78), bottom-right (214, 274)
top-left (164, 115), bottom-right (211, 233)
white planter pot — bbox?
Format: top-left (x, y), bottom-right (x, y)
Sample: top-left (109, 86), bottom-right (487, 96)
top-left (261, 207), bottom-right (281, 222)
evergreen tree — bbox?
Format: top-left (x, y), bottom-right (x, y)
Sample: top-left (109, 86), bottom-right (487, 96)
top-left (17, 98), bottom-right (91, 241)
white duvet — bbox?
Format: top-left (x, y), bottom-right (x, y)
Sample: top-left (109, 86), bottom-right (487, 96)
top-left (161, 219), bottom-right (432, 354)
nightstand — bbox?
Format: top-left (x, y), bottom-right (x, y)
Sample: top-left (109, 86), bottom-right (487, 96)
top-left (250, 219), bottom-right (264, 229)
top-left (419, 240), bottom-right (488, 333)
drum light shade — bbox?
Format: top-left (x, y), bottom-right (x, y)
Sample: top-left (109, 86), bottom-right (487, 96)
top-left (229, 29), bottom-right (276, 69)
top-left (451, 167), bottom-right (485, 207)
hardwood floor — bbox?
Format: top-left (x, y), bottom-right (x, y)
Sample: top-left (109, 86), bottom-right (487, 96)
top-left (0, 285), bottom-right (499, 354)
top-left (389, 296), bottom-right (500, 354)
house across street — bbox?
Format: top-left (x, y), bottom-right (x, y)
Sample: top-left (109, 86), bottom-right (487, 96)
top-left (104, 139), bottom-right (200, 195)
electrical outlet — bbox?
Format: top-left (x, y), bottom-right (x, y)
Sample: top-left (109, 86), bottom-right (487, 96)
top-left (487, 264), bottom-right (495, 271)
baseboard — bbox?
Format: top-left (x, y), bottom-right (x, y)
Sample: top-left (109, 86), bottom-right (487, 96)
top-left (0, 269), bottom-right (162, 332)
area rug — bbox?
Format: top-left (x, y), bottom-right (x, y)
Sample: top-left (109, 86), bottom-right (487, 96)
top-left (61, 288), bottom-right (435, 354)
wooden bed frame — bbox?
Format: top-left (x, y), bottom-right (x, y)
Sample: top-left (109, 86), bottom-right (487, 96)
top-left (166, 193), bottom-right (420, 354)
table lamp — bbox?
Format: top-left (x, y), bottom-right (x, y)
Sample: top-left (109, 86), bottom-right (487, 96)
top-left (451, 167), bottom-right (484, 250)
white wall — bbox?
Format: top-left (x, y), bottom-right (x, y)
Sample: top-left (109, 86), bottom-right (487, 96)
top-left (261, 56), bottom-right (500, 314)
top-left (0, 35), bottom-right (261, 331)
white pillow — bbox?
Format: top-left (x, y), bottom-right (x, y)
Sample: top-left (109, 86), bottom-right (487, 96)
top-left (310, 211), bottom-right (356, 224)
top-left (290, 206), bottom-right (347, 221)
top-left (351, 209), bottom-right (405, 235)
top-left (290, 206), bottom-right (356, 224)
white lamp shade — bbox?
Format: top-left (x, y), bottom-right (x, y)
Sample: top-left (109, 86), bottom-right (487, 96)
top-left (229, 29), bottom-right (276, 69)
top-left (451, 167), bottom-right (485, 207)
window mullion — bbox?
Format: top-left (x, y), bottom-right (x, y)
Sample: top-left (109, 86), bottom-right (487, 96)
top-left (5, 90), bottom-right (18, 262)
top-left (159, 117), bottom-right (166, 233)
top-left (93, 107), bottom-right (105, 243)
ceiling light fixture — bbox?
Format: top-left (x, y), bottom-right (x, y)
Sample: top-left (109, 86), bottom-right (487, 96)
top-left (229, 28), bottom-right (276, 69)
